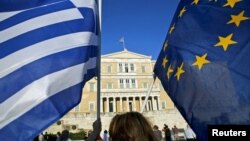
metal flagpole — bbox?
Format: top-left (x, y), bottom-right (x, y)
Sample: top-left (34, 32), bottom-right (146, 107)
top-left (96, 0), bottom-right (102, 119)
top-left (140, 74), bottom-right (156, 113)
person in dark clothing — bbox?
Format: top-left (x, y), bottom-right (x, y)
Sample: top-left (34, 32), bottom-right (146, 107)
top-left (33, 135), bottom-right (39, 141)
top-left (56, 132), bottom-right (61, 141)
top-left (163, 124), bottom-right (171, 141)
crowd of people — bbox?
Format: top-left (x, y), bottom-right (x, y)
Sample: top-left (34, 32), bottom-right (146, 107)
top-left (35, 112), bottom-right (197, 141)
top-left (33, 130), bottom-right (72, 141)
top-left (143, 123), bottom-right (196, 141)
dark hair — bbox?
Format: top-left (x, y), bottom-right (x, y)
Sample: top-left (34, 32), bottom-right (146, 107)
top-left (153, 125), bottom-right (159, 130)
top-left (109, 112), bottom-right (158, 141)
top-left (60, 130), bottom-right (70, 141)
top-left (104, 130), bottom-right (108, 134)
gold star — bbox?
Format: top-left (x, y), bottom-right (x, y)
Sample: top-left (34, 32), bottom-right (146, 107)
top-left (192, 53), bottom-right (210, 70)
top-left (227, 11), bottom-right (250, 27)
top-left (192, 0), bottom-right (199, 5)
top-left (163, 40), bottom-right (168, 51)
top-left (175, 63), bottom-right (185, 81)
top-left (223, 0), bottom-right (242, 8)
top-left (215, 33), bottom-right (237, 51)
top-left (169, 24), bottom-right (175, 34)
top-left (166, 65), bottom-right (174, 79)
top-left (179, 7), bottom-right (186, 18)
top-left (162, 56), bottom-right (168, 68)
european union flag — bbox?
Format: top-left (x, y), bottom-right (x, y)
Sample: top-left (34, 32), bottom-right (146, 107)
top-left (154, 0), bottom-right (250, 140)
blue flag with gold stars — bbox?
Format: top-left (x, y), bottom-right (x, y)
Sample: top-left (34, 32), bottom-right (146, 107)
top-left (154, 0), bottom-right (250, 140)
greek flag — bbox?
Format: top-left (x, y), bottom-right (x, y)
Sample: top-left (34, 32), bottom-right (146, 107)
top-left (0, 0), bottom-right (98, 140)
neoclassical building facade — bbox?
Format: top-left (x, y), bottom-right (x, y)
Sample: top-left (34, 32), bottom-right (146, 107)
top-left (76, 49), bottom-right (174, 113)
top-left (46, 50), bottom-right (187, 133)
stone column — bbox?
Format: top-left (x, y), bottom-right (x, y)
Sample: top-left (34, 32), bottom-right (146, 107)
top-left (113, 97), bottom-right (116, 112)
top-left (107, 97), bottom-right (109, 112)
top-left (120, 97), bottom-right (123, 112)
top-left (146, 97), bottom-right (149, 111)
top-left (100, 97), bottom-right (103, 112)
top-left (126, 97), bottom-right (129, 111)
top-left (133, 97), bottom-right (136, 111)
top-left (157, 96), bottom-right (161, 110)
top-left (152, 96), bottom-right (157, 111)
top-left (139, 96), bottom-right (142, 111)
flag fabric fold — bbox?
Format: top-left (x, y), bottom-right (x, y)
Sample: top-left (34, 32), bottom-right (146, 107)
top-left (154, 0), bottom-right (250, 141)
top-left (0, 0), bottom-right (98, 140)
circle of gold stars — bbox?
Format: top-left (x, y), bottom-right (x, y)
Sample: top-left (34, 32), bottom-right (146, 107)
top-left (160, 0), bottom-right (249, 81)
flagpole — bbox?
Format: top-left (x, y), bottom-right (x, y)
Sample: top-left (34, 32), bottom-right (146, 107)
top-left (140, 74), bottom-right (156, 113)
top-left (96, 0), bottom-right (102, 119)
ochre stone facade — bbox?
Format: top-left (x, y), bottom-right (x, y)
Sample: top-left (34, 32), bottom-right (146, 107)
top-left (78, 49), bottom-right (174, 113)
top-left (46, 50), bottom-right (187, 133)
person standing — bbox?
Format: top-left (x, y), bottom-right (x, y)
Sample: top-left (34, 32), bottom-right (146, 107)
top-left (153, 125), bottom-right (162, 141)
top-left (103, 130), bottom-right (108, 141)
top-left (163, 125), bottom-right (171, 141)
top-left (60, 130), bottom-right (72, 141)
top-left (38, 133), bottom-right (44, 141)
top-left (44, 132), bottom-right (49, 141)
top-left (172, 125), bottom-right (179, 141)
top-left (56, 132), bottom-right (61, 141)
top-left (184, 125), bottom-right (196, 141)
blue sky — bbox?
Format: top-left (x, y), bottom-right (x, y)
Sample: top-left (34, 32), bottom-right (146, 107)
top-left (102, 0), bottom-right (179, 59)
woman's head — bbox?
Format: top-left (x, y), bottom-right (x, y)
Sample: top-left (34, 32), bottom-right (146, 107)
top-left (109, 112), bottom-right (158, 141)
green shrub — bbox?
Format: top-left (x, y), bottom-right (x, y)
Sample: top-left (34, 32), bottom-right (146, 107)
top-left (69, 130), bottom-right (86, 140)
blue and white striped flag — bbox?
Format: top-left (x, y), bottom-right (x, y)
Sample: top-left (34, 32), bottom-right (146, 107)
top-left (0, 0), bottom-right (98, 140)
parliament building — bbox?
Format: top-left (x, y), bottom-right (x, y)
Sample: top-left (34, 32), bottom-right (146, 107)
top-left (47, 49), bottom-right (186, 133)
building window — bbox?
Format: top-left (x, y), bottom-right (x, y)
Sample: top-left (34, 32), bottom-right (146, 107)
top-left (120, 79), bottom-right (124, 88)
top-left (107, 65), bottom-right (112, 73)
top-left (125, 63), bottom-right (129, 73)
top-left (107, 82), bottom-right (112, 89)
top-left (130, 64), bottom-right (135, 72)
top-left (120, 79), bottom-right (137, 89)
top-left (125, 79), bottom-right (130, 88)
top-left (162, 101), bottom-right (166, 109)
top-left (89, 102), bottom-right (95, 112)
top-left (75, 105), bottom-right (80, 112)
top-left (119, 63), bottom-right (123, 72)
top-left (142, 65), bottom-right (146, 73)
top-left (118, 63), bottom-right (135, 73)
top-left (89, 83), bottom-right (95, 92)
top-left (143, 82), bottom-right (148, 88)
top-left (131, 79), bottom-right (136, 88)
